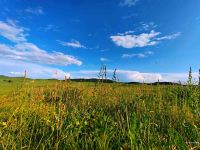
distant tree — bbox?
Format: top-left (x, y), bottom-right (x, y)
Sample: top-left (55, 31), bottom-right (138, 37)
top-left (188, 67), bottom-right (192, 85)
top-left (199, 69), bottom-right (200, 85)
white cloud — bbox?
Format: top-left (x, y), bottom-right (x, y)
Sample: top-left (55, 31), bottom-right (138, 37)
top-left (156, 32), bottom-right (181, 40)
top-left (100, 57), bottom-right (109, 62)
top-left (141, 22), bottom-right (157, 31)
top-left (0, 43), bottom-right (82, 66)
top-left (117, 30), bottom-right (135, 35)
top-left (122, 13), bottom-right (138, 20)
top-left (10, 71), bottom-right (24, 76)
top-left (120, 0), bottom-right (139, 6)
top-left (111, 30), bottom-right (181, 49)
top-left (125, 71), bottom-right (162, 82)
top-left (161, 73), bottom-right (198, 83)
top-left (0, 20), bottom-right (27, 43)
top-left (52, 71), bottom-right (71, 79)
top-left (124, 30), bottom-right (135, 34)
top-left (120, 70), bottom-right (197, 83)
top-left (99, 49), bottom-right (109, 52)
top-left (122, 51), bottom-right (154, 58)
top-left (25, 7), bottom-right (44, 15)
top-left (59, 40), bottom-right (86, 48)
top-left (41, 24), bottom-right (59, 32)
top-left (111, 30), bottom-right (160, 48)
top-left (0, 58), bottom-right (70, 79)
top-left (115, 70), bottom-right (162, 83)
top-left (0, 20), bottom-right (82, 66)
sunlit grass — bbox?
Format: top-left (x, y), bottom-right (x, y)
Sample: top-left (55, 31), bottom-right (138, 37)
top-left (0, 78), bottom-right (199, 149)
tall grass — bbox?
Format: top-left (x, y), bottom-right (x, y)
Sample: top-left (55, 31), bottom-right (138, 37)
top-left (0, 80), bottom-right (200, 149)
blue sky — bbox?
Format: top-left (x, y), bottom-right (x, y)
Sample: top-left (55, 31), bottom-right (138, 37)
top-left (0, 0), bottom-right (200, 82)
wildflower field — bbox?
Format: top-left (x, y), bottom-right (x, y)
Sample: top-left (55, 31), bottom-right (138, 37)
top-left (0, 76), bottom-right (199, 150)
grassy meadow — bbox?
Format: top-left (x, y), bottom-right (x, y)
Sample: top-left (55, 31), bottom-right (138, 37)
top-left (0, 75), bottom-right (200, 150)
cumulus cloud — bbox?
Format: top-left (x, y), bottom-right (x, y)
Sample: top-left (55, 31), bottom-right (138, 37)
top-left (112, 70), bottom-right (162, 83)
top-left (0, 20), bottom-right (82, 66)
top-left (59, 40), bottom-right (86, 48)
top-left (110, 30), bottom-right (181, 49)
top-left (122, 51), bottom-right (154, 58)
top-left (120, 0), bottom-right (139, 6)
top-left (111, 30), bottom-right (160, 48)
top-left (0, 58), bottom-right (70, 79)
top-left (25, 7), bottom-right (44, 15)
top-left (119, 70), bottom-right (163, 82)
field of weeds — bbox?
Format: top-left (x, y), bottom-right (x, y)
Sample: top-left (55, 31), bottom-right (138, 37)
top-left (0, 77), bottom-right (200, 150)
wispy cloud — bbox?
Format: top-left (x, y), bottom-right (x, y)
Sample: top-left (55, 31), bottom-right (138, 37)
top-left (1, 8), bottom-right (10, 16)
top-left (41, 24), bottom-right (59, 32)
top-left (100, 57), bottom-right (109, 62)
top-left (0, 20), bottom-right (27, 43)
top-left (99, 49), bottom-right (109, 52)
top-left (0, 20), bottom-right (82, 66)
top-left (122, 13), bottom-right (138, 20)
top-left (121, 22), bottom-right (157, 32)
top-left (141, 22), bottom-right (157, 31)
top-left (120, 0), bottom-right (139, 7)
top-left (71, 19), bottom-right (81, 23)
top-left (10, 71), bottom-right (24, 76)
top-left (25, 7), bottom-right (44, 15)
top-left (122, 51), bottom-right (154, 58)
top-left (59, 40), bottom-right (86, 48)
top-left (110, 30), bottom-right (181, 49)
top-left (117, 30), bottom-right (135, 35)
top-left (156, 32), bottom-right (181, 40)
